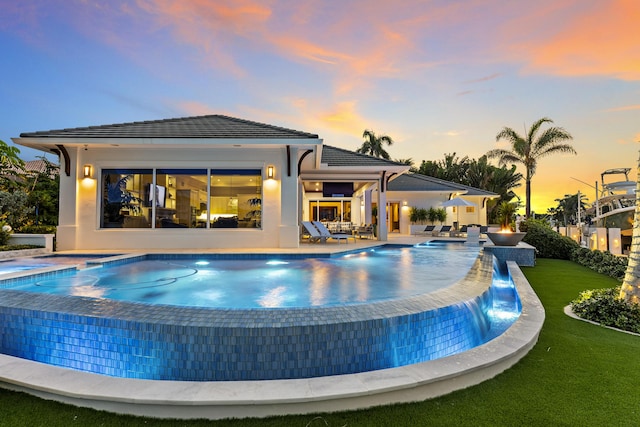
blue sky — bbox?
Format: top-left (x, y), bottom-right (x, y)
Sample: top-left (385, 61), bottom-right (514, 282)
top-left (1, 0), bottom-right (638, 212)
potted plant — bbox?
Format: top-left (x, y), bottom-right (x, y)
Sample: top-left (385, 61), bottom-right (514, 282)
top-left (409, 207), bottom-right (429, 234)
top-left (427, 207), bottom-right (439, 224)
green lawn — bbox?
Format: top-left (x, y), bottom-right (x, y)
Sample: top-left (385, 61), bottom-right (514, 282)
top-left (2, 259), bottom-right (639, 426)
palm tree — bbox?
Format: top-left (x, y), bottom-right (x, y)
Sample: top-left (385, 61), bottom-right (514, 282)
top-left (487, 117), bottom-right (576, 218)
top-left (357, 129), bottom-right (394, 160)
top-left (621, 156), bottom-right (640, 304)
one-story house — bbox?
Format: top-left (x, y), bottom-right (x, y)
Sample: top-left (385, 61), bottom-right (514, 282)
top-left (13, 115), bottom-right (409, 250)
top-left (384, 173), bottom-right (498, 234)
top-left (13, 115), bottom-right (496, 250)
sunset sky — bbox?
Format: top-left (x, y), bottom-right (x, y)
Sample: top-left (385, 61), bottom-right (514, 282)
top-left (1, 0), bottom-right (638, 213)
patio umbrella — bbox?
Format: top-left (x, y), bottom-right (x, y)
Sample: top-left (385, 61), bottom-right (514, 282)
top-left (441, 197), bottom-right (476, 229)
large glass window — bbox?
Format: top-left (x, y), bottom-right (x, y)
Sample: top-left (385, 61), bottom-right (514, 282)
top-left (155, 169), bottom-right (207, 228)
top-left (101, 169), bottom-right (153, 228)
top-left (100, 168), bottom-right (262, 229)
top-left (210, 170), bottom-right (262, 228)
top-left (309, 200), bottom-right (352, 222)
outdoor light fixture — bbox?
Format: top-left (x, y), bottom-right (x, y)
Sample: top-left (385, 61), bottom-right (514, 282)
top-left (83, 164), bottom-right (92, 178)
top-left (267, 165), bottom-right (275, 179)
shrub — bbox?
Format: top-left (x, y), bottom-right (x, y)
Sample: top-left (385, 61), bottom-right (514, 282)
top-left (0, 244), bottom-right (43, 251)
top-left (571, 247), bottom-right (628, 281)
top-left (17, 224), bottom-right (57, 234)
top-left (0, 229), bottom-right (9, 246)
top-left (521, 218), bottom-right (579, 259)
top-left (571, 286), bottom-right (640, 334)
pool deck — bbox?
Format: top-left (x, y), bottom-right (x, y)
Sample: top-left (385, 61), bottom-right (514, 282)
top-left (0, 234), bottom-right (545, 421)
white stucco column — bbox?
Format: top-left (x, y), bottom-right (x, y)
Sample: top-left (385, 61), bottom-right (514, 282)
top-left (364, 189), bottom-right (373, 224)
top-left (279, 147), bottom-right (299, 247)
top-left (377, 180), bottom-right (388, 241)
top-left (55, 148), bottom-right (81, 250)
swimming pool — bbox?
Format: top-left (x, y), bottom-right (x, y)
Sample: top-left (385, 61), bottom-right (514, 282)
top-left (3, 244), bottom-right (480, 308)
top-left (0, 245), bottom-right (521, 381)
top-left (0, 254), bottom-right (119, 276)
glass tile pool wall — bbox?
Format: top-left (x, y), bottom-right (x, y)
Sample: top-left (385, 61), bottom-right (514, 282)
top-left (0, 251), bottom-right (517, 381)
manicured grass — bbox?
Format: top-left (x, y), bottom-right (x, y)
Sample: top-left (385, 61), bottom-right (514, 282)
top-left (1, 259), bottom-right (639, 426)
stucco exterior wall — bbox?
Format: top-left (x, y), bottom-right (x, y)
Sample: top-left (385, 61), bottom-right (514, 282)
top-left (385, 191), bottom-right (490, 234)
top-left (57, 145), bottom-right (297, 250)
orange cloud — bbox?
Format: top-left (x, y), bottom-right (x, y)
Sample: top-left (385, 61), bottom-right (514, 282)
top-left (318, 102), bottom-right (368, 136)
top-left (605, 105), bottom-right (640, 112)
top-left (519, 0), bottom-right (640, 80)
top-left (175, 101), bottom-right (215, 116)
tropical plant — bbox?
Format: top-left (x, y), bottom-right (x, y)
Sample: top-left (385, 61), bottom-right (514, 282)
top-left (0, 221), bottom-right (12, 245)
top-left (24, 157), bottom-right (59, 227)
top-left (417, 153), bottom-right (471, 183)
top-left (0, 190), bottom-right (33, 229)
top-left (394, 158), bottom-right (415, 168)
top-left (496, 201), bottom-right (518, 230)
top-left (0, 139), bottom-right (25, 191)
top-left (551, 193), bottom-right (589, 227)
top-left (487, 117), bottom-right (576, 218)
top-left (417, 153), bottom-right (522, 224)
top-left (409, 207), bottom-right (428, 224)
top-left (245, 197), bottom-right (262, 227)
top-left (435, 207), bottom-right (447, 224)
top-left (356, 129), bottom-right (394, 160)
top-left (427, 207), bottom-right (439, 224)
top-left (103, 174), bottom-right (141, 223)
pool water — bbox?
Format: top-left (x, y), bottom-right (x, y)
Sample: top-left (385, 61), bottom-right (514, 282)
top-left (5, 244), bottom-right (481, 308)
top-left (0, 255), bottom-right (118, 275)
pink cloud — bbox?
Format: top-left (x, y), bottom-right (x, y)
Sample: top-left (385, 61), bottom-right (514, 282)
top-left (509, 0), bottom-right (640, 80)
top-left (605, 105), bottom-right (640, 112)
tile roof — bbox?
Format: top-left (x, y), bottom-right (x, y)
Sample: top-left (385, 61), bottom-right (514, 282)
top-left (321, 145), bottom-right (409, 168)
top-left (19, 115), bottom-right (319, 139)
top-left (387, 173), bottom-right (498, 196)
top-left (23, 159), bottom-right (58, 174)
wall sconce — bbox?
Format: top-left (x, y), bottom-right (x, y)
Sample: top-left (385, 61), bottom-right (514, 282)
top-left (402, 201), bottom-right (408, 206)
top-left (267, 165), bottom-right (275, 180)
top-left (83, 164), bottom-right (92, 178)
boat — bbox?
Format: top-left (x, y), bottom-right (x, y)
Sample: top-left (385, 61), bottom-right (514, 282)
top-left (589, 168), bottom-right (636, 244)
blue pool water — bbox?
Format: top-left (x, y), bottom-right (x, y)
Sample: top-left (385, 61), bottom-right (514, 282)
top-left (0, 254), bottom-right (118, 275)
top-left (3, 244), bottom-right (480, 308)
top-left (0, 245), bottom-right (522, 381)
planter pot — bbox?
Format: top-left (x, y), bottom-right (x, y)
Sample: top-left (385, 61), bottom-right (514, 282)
top-left (486, 232), bottom-right (526, 246)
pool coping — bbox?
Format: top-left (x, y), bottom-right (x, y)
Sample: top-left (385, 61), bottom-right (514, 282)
top-left (0, 258), bottom-right (545, 420)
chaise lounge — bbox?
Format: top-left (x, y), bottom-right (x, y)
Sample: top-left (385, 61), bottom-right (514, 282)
top-left (312, 221), bottom-right (355, 243)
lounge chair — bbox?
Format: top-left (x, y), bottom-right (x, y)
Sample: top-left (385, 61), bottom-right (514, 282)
top-left (451, 224), bottom-right (467, 237)
top-left (415, 225), bottom-right (436, 235)
top-left (301, 221), bottom-right (324, 243)
top-left (437, 225), bottom-right (452, 236)
top-left (312, 221), bottom-right (354, 243)
top-left (464, 226), bottom-right (480, 245)
top-left (430, 225), bottom-right (442, 236)
top-left (355, 224), bottom-right (374, 239)
top-left (479, 226), bottom-right (488, 236)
